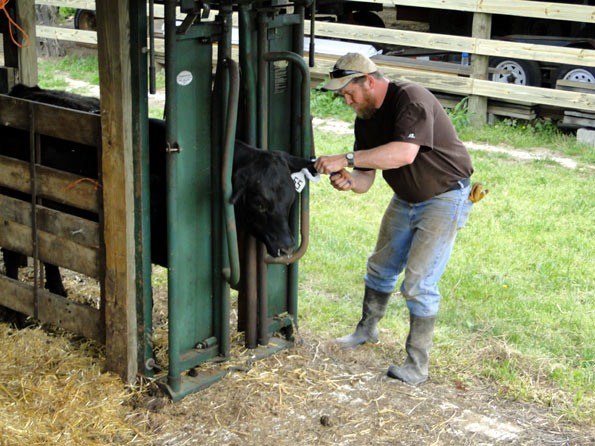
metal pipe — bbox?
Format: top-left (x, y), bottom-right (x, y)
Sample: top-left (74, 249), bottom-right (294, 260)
top-left (257, 14), bottom-right (268, 150)
top-left (309, 0), bottom-right (316, 67)
top-left (218, 3), bottom-right (235, 360)
top-left (164, 0), bottom-right (181, 394)
top-left (28, 105), bottom-right (39, 319)
top-left (238, 3), bottom-right (256, 145)
top-left (257, 243), bottom-right (268, 345)
top-left (221, 57), bottom-right (240, 289)
top-left (148, 0), bottom-right (156, 94)
top-left (245, 236), bottom-right (258, 349)
top-left (262, 51), bottom-right (311, 265)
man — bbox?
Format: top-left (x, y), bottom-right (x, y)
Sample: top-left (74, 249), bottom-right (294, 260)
top-left (314, 53), bottom-right (475, 386)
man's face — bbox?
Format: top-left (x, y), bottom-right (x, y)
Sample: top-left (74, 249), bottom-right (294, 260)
top-left (337, 76), bottom-right (376, 119)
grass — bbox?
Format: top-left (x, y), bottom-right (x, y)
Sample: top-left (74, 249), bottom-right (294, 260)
top-left (38, 55), bottom-right (166, 100)
top-left (38, 55), bottom-right (99, 91)
top-left (305, 91), bottom-right (594, 423)
top-left (30, 58), bottom-right (595, 422)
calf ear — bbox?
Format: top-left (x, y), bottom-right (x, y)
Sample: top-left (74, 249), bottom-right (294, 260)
top-left (279, 151), bottom-right (315, 174)
top-left (230, 184), bottom-right (245, 205)
top-left (230, 168), bottom-right (248, 204)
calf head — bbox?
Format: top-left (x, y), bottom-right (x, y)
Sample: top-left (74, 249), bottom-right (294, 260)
top-left (231, 141), bottom-right (315, 258)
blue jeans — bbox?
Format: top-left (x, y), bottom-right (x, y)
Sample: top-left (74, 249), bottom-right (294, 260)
top-left (364, 183), bottom-right (472, 317)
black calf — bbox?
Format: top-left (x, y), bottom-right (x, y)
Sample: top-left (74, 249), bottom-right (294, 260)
top-left (0, 85), bottom-right (314, 296)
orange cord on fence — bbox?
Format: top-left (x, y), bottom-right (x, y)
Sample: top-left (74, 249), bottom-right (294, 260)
top-left (0, 0), bottom-right (31, 48)
top-left (63, 178), bottom-right (102, 192)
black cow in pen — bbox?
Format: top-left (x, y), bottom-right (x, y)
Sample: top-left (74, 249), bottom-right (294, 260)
top-left (0, 84), bottom-right (314, 297)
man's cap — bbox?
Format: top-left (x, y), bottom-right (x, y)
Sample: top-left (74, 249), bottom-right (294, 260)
top-left (320, 53), bottom-right (378, 92)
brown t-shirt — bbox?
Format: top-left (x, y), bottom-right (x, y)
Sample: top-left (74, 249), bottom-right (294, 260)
top-left (354, 81), bottom-right (473, 203)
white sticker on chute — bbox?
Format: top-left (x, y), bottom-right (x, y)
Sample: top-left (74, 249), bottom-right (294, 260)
top-left (176, 70), bottom-right (193, 86)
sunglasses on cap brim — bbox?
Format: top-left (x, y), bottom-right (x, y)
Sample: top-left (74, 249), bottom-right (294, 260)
top-left (329, 68), bottom-right (366, 79)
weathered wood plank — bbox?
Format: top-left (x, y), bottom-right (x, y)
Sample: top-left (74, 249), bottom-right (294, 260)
top-left (468, 12), bottom-right (491, 125)
top-left (310, 55), bottom-right (595, 112)
top-left (0, 275), bottom-right (104, 343)
top-left (0, 95), bottom-right (101, 146)
top-left (556, 79), bottom-right (595, 94)
top-left (16, 0), bottom-right (38, 86)
top-left (36, 0), bottom-right (95, 8)
top-left (307, 20), bottom-right (595, 68)
top-left (0, 217), bottom-right (100, 279)
top-left (96, 0), bottom-right (138, 383)
top-left (359, 0), bottom-right (595, 23)
top-left (0, 194), bottom-right (99, 248)
top-left (0, 155), bottom-right (100, 213)
top-left (36, 25), bottom-right (97, 45)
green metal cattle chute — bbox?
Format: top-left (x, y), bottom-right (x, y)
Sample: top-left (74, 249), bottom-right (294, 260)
top-left (147, 0), bottom-right (312, 401)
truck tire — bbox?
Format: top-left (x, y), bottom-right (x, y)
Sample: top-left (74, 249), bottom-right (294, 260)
top-left (74, 9), bottom-right (96, 31)
top-left (352, 11), bottom-right (385, 28)
top-left (489, 58), bottom-right (542, 87)
top-left (554, 65), bottom-right (595, 84)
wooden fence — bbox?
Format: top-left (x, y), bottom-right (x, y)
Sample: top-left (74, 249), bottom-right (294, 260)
top-left (30, 0), bottom-right (595, 121)
top-left (0, 95), bottom-right (104, 343)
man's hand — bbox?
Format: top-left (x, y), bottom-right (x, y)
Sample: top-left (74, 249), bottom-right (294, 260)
top-left (468, 182), bottom-right (488, 203)
top-left (330, 169), bottom-right (353, 191)
top-left (314, 154), bottom-right (347, 174)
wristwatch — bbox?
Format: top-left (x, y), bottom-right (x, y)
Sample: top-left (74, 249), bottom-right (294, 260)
top-left (345, 152), bottom-right (355, 168)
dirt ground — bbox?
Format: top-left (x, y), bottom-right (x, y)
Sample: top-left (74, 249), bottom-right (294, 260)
top-left (1, 264), bottom-right (593, 446)
top-left (137, 332), bottom-right (595, 446)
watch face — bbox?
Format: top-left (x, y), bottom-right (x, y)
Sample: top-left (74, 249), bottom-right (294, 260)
top-left (347, 153), bottom-right (354, 160)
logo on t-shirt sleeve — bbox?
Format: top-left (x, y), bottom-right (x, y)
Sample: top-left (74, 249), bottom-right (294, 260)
top-left (407, 132), bottom-right (416, 139)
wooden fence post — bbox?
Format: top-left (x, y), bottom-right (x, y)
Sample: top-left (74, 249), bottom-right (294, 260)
top-left (16, 0), bottom-right (38, 86)
top-left (95, 1), bottom-right (138, 383)
top-left (469, 12), bottom-right (491, 126)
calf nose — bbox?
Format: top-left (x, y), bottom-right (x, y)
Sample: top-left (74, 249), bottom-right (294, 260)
top-left (277, 244), bottom-right (295, 257)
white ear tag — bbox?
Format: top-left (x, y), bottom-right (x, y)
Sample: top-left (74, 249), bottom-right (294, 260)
top-left (302, 167), bottom-right (320, 183)
top-left (291, 171), bottom-right (307, 193)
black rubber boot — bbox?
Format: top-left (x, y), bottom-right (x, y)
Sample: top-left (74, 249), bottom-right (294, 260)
top-left (336, 287), bottom-right (391, 348)
top-left (387, 314), bottom-right (436, 385)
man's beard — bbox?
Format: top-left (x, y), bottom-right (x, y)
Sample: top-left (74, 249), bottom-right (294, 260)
top-left (354, 90), bottom-right (377, 119)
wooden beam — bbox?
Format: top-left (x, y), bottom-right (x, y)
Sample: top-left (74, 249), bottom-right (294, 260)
top-left (0, 217), bottom-right (100, 279)
top-left (0, 95), bottom-right (101, 146)
top-left (96, 0), bottom-right (138, 383)
top-left (16, 0), bottom-right (38, 86)
top-left (0, 194), bottom-right (99, 248)
top-left (0, 155), bottom-right (100, 213)
top-left (469, 12), bottom-right (491, 126)
top-left (358, 0), bottom-right (595, 23)
top-left (36, 0), bottom-right (96, 8)
top-left (0, 275), bottom-right (103, 343)
top-left (307, 20), bottom-right (595, 68)
top-left (310, 54), bottom-right (595, 112)
top-left (36, 25), bottom-right (97, 44)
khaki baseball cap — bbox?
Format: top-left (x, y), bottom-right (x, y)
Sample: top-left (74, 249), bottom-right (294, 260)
top-left (320, 53), bottom-right (378, 91)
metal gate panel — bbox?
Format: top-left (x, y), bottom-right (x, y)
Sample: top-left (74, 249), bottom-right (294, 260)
top-left (163, 10), bottom-right (227, 398)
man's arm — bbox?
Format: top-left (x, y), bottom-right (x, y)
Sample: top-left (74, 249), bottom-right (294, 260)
top-left (315, 141), bottom-right (420, 174)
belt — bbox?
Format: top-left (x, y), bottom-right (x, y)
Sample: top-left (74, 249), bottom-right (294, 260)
top-left (445, 177), bottom-right (471, 193)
